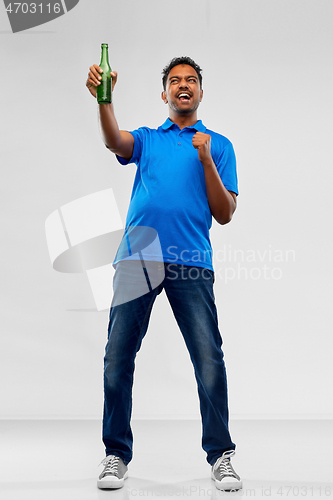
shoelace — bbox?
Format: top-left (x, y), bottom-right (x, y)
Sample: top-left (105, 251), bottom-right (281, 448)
top-left (99, 455), bottom-right (120, 475)
top-left (213, 450), bottom-right (236, 477)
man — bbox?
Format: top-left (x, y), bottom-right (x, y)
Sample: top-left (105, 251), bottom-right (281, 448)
top-left (86, 56), bottom-right (242, 492)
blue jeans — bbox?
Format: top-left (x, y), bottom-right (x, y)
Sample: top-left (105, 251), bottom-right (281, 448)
top-left (102, 262), bottom-right (236, 466)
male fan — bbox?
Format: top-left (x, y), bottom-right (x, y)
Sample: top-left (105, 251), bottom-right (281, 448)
top-left (86, 56), bottom-right (242, 492)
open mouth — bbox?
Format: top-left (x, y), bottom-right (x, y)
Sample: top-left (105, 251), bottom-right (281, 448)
top-left (177, 92), bottom-right (191, 102)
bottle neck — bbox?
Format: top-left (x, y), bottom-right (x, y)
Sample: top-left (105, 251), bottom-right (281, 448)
top-left (100, 46), bottom-right (109, 66)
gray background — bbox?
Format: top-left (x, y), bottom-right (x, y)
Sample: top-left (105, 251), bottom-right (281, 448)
top-left (1, 0), bottom-right (332, 420)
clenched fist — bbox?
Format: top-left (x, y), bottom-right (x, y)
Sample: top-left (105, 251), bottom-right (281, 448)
top-left (192, 131), bottom-right (212, 164)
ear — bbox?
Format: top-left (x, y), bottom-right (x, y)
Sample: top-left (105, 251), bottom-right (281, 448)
top-left (161, 90), bottom-right (168, 104)
top-left (200, 88), bottom-right (203, 102)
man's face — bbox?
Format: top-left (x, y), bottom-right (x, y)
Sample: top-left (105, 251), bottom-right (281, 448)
top-left (162, 64), bottom-right (203, 115)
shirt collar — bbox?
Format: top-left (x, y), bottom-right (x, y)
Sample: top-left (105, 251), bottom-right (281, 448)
top-left (161, 117), bottom-right (206, 132)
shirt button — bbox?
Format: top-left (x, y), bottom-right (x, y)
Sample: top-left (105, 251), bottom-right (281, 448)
top-left (178, 142), bottom-right (181, 146)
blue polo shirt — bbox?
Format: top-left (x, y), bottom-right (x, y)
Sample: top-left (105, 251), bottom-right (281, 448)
top-left (114, 118), bottom-right (238, 271)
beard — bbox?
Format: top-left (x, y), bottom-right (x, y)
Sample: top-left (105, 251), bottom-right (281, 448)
top-left (168, 98), bottom-right (200, 115)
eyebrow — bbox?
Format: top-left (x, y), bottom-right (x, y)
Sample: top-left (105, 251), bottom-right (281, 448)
top-left (169, 75), bottom-right (198, 80)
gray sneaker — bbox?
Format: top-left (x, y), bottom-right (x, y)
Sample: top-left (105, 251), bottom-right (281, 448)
top-left (97, 455), bottom-right (128, 489)
top-left (211, 450), bottom-right (242, 491)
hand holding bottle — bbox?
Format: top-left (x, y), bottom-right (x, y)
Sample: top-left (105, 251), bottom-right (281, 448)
top-left (86, 65), bottom-right (118, 99)
top-left (86, 45), bottom-right (134, 159)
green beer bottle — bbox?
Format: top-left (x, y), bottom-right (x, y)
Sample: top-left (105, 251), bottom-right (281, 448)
top-left (97, 43), bottom-right (112, 104)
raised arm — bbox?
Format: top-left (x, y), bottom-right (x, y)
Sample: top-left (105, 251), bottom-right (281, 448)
top-left (86, 65), bottom-right (134, 160)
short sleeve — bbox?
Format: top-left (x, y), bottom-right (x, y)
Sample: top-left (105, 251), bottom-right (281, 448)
top-left (115, 128), bottom-right (145, 166)
top-left (215, 139), bottom-right (239, 196)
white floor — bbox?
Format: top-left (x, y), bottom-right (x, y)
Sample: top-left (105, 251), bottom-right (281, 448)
top-left (0, 419), bottom-right (332, 499)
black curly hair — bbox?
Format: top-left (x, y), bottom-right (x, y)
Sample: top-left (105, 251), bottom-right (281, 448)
top-left (162, 56), bottom-right (203, 90)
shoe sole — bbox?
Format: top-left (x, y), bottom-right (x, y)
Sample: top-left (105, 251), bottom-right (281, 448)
top-left (211, 471), bottom-right (242, 491)
top-left (97, 471), bottom-right (128, 489)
